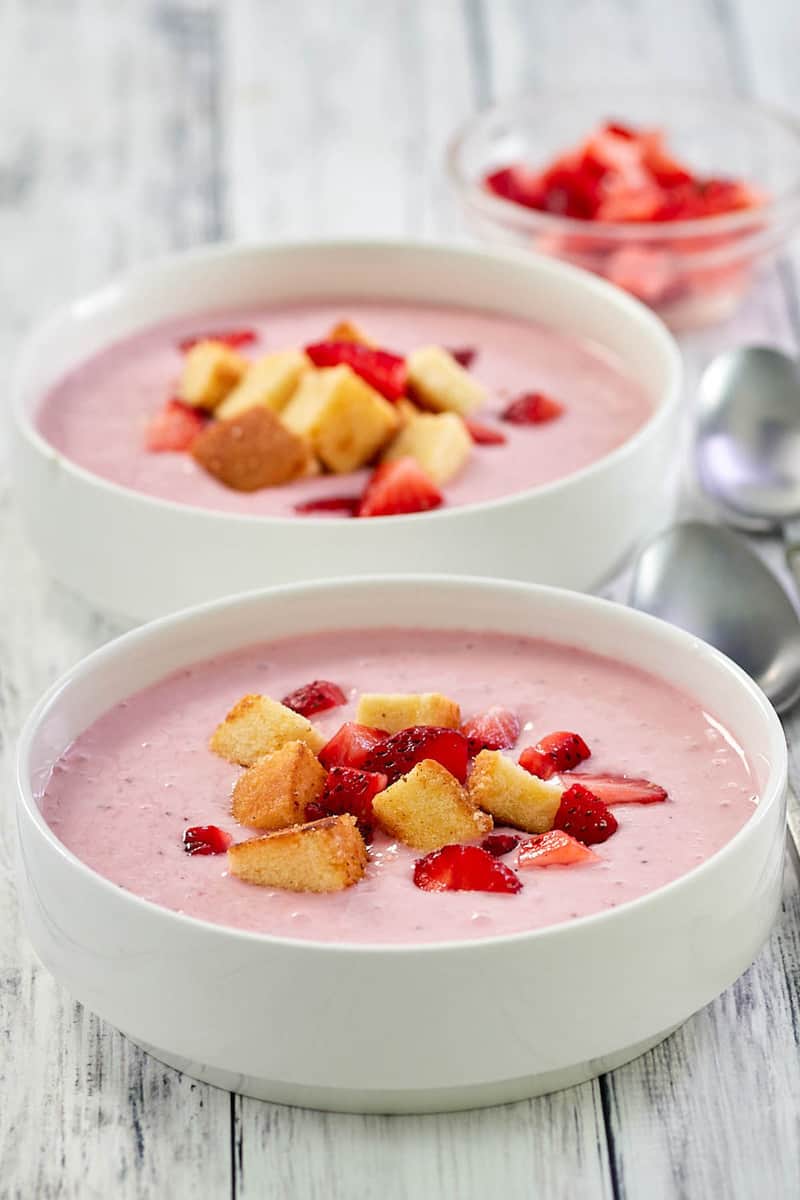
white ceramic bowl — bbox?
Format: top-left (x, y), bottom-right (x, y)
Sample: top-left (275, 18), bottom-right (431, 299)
top-left (17, 576), bottom-right (786, 1113)
top-left (11, 241), bottom-right (681, 621)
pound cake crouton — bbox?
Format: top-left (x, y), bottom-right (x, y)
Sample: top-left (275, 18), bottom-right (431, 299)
top-left (282, 364), bottom-right (400, 473)
top-left (216, 350), bottom-right (309, 420)
top-left (382, 410), bottom-right (472, 484)
top-left (210, 694), bottom-right (325, 766)
top-left (406, 346), bottom-right (486, 416)
top-left (179, 340), bottom-right (248, 410)
top-left (468, 750), bottom-right (563, 833)
top-left (228, 814), bottom-right (368, 892)
top-left (327, 320), bottom-right (375, 346)
top-left (232, 741), bottom-right (327, 830)
top-left (373, 759), bottom-right (492, 851)
top-left (356, 692), bottom-right (461, 734)
top-left (191, 406), bottom-right (311, 491)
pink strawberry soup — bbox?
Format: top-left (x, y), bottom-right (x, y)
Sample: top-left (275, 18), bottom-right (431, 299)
top-left (39, 627), bottom-right (758, 945)
top-left (35, 300), bottom-right (652, 516)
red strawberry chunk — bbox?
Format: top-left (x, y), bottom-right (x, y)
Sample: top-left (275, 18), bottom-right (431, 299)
top-left (183, 825), bottom-right (232, 855)
top-left (363, 725), bottom-right (469, 784)
top-left (357, 458), bottom-right (443, 519)
top-left (554, 782), bottom-right (618, 845)
top-left (304, 802), bottom-right (329, 823)
top-left (519, 731), bottom-right (591, 780)
top-left (178, 328), bottom-right (258, 352)
top-left (413, 844), bottom-right (522, 893)
top-left (281, 679), bottom-right (346, 718)
top-left (517, 830), bottom-right (599, 868)
top-left (319, 722), bottom-right (387, 770)
top-left (484, 165), bottom-right (545, 209)
top-left (314, 765), bottom-right (388, 828)
top-left (145, 399), bottom-right (207, 452)
top-left (293, 496), bottom-right (360, 516)
top-left (461, 706), bottom-right (520, 756)
top-left (464, 417), bottom-right (507, 446)
top-left (501, 392), bottom-right (564, 425)
top-left (481, 833), bottom-right (520, 857)
top-left (448, 347), bottom-right (477, 368)
top-left (305, 340), bottom-right (407, 401)
top-left (570, 774), bottom-right (667, 805)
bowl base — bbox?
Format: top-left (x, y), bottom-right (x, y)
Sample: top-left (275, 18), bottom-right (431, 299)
top-left (130, 1026), bottom-right (680, 1114)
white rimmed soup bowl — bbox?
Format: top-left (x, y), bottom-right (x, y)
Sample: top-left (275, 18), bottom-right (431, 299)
top-left (12, 240), bottom-right (680, 621)
top-left (16, 575), bottom-right (786, 1113)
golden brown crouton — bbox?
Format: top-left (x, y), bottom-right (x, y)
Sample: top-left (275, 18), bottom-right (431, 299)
top-left (179, 340), bottom-right (248, 410)
top-left (191, 407), bottom-right (311, 491)
top-left (372, 759), bottom-right (492, 851)
top-left (468, 750), bottom-right (563, 833)
top-left (406, 346), bottom-right (486, 416)
top-left (282, 365), bottom-right (400, 473)
top-left (216, 350), bottom-right (309, 420)
top-left (382, 411), bottom-right (472, 484)
top-left (356, 692), bottom-right (461, 734)
top-left (232, 741), bottom-right (327, 830)
top-left (228, 814), bottom-right (368, 892)
top-left (327, 320), bottom-right (375, 346)
top-left (210, 694), bottom-right (325, 766)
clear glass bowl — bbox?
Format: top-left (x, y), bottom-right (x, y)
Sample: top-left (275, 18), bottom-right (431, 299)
top-left (446, 88), bottom-right (800, 330)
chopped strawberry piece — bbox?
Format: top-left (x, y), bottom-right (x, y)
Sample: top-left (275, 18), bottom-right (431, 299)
top-left (145, 399), bottom-right (207, 452)
top-left (570, 774), bottom-right (668, 805)
top-left (314, 765), bottom-right (388, 828)
top-left (281, 679), bottom-right (347, 718)
top-left (413, 844), bottom-right (523, 893)
top-left (305, 340), bottom-right (407, 401)
top-left (485, 165), bottom-right (546, 209)
top-left (517, 830), bottom-right (599, 868)
top-left (519, 731), bottom-right (591, 780)
top-left (464, 417), bottom-right (507, 445)
top-left (501, 392), bottom-right (564, 425)
top-left (293, 496), bottom-right (360, 516)
top-left (461, 706), bottom-right (520, 756)
top-left (319, 722), bottom-right (387, 770)
top-left (363, 725), bottom-right (469, 784)
top-left (448, 347), bottom-right (477, 368)
top-left (481, 833), bottom-right (520, 857)
top-left (554, 782), bottom-right (618, 845)
top-left (178, 328), bottom-right (258, 352)
top-left (183, 825), bottom-right (232, 855)
top-left (304, 802), bottom-right (329, 823)
top-left (357, 458), bottom-right (443, 519)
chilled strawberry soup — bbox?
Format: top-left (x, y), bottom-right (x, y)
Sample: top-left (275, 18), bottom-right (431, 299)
top-left (35, 300), bottom-right (653, 518)
top-left (39, 627), bottom-right (757, 945)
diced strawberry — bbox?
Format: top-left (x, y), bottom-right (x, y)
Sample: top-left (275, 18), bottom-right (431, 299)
top-left (304, 802), bottom-right (329, 823)
top-left (357, 458), bottom-right (443, 519)
top-left (464, 417), bottom-right (507, 446)
top-left (501, 392), bottom-right (564, 425)
top-left (519, 731), bottom-right (591, 780)
top-left (413, 844), bottom-right (523, 893)
top-left (517, 830), bottom-right (599, 868)
top-left (178, 328), bottom-right (258, 352)
top-left (554, 782), bottom-right (618, 845)
top-left (183, 825), bottom-right (232, 855)
top-left (281, 679), bottom-right (347, 718)
top-left (319, 722), bottom-right (387, 770)
top-left (293, 496), bottom-right (360, 516)
top-left (314, 765), bottom-right (388, 828)
top-left (569, 774), bottom-right (668, 805)
top-left (484, 165), bottom-right (545, 209)
top-left (448, 347), bottom-right (477, 368)
top-left (145, 399), bottom-right (207, 452)
top-left (304, 340), bottom-right (407, 401)
top-left (461, 706), bottom-right (520, 756)
top-left (481, 833), bottom-right (520, 857)
top-left (363, 725), bottom-right (469, 784)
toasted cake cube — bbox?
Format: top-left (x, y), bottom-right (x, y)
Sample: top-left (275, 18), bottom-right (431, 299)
top-left (228, 814), bottom-right (367, 892)
top-left (282, 365), bottom-right (400, 473)
top-left (382, 411), bottom-right (472, 484)
top-left (327, 320), bottom-right (374, 346)
top-left (356, 692), bottom-right (461, 733)
top-left (373, 759), bottom-right (492, 851)
top-left (232, 741), bottom-right (327, 830)
top-left (191, 406), bottom-right (311, 491)
top-left (216, 350), bottom-right (309, 420)
top-left (406, 346), bottom-right (486, 416)
top-left (210, 694), bottom-right (325, 765)
top-left (468, 750), bottom-right (563, 833)
top-left (179, 340), bottom-right (248, 410)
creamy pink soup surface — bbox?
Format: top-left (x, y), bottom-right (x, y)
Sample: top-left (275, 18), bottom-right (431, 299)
top-left (39, 628), bottom-right (758, 945)
top-left (35, 300), bottom-right (653, 516)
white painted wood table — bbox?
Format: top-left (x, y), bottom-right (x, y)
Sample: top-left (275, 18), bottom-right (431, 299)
top-left (2, 2), bottom-right (800, 1196)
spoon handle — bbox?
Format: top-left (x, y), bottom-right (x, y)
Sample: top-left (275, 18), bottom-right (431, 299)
top-left (783, 517), bottom-right (800, 595)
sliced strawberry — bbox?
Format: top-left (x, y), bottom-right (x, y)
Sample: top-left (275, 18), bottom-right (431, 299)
top-left (519, 731), bottom-right (591, 780)
top-left (357, 458), bottom-right (443, 519)
top-left (461, 706), bottom-right (520, 756)
top-left (448, 347), bottom-right (477, 368)
top-left (363, 725), bottom-right (469, 784)
top-left (484, 165), bottom-right (546, 209)
top-left (304, 801), bottom-right (329, 823)
top-left (319, 722), bottom-right (387, 770)
top-left (145, 399), bottom-right (207, 452)
top-left (178, 328), bottom-right (258, 352)
top-left (413, 844), bottom-right (522, 893)
top-left (314, 765), bottom-right (388, 828)
top-left (501, 392), bottom-right (564, 425)
top-left (183, 825), bottom-right (232, 855)
top-left (570, 774), bottom-right (668, 805)
top-left (305, 340), bottom-right (407, 401)
top-left (293, 496), bottom-right (360, 516)
top-left (464, 417), bottom-right (507, 446)
top-left (481, 833), bottom-right (520, 857)
top-left (517, 830), bottom-right (599, 868)
top-left (554, 782), bottom-right (618, 845)
top-left (281, 679), bottom-right (346, 718)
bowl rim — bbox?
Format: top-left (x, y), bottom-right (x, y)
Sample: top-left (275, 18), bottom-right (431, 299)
top-left (446, 87), bottom-right (800, 241)
top-left (13, 237), bottom-right (681, 527)
top-left (16, 573), bottom-right (787, 956)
